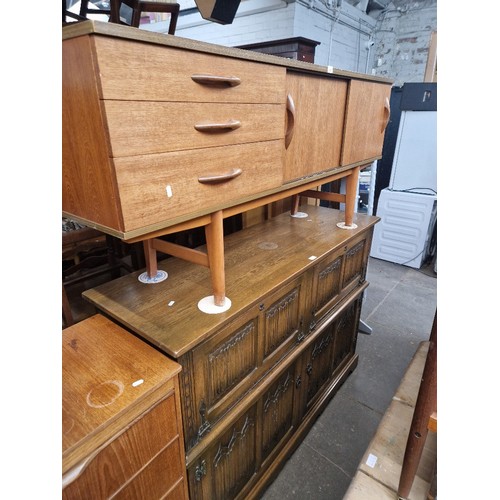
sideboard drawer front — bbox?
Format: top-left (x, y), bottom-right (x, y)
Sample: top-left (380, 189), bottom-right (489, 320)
top-left (104, 101), bottom-right (284, 158)
top-left (115, 141), bottom-right (284, 231)
top-left (94, 36), bottom-right (286, 104)
top-left (188, 408), bottom-right (257, 500)
top-left (63, 395), bottom-right (176, 499)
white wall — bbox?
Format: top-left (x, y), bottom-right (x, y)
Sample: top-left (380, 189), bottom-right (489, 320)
top-left (144, 0), bottom-right (436, 83)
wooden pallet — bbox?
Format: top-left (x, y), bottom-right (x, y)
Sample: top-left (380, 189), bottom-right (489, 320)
top-left (344, 341), bottom-right (437, 500)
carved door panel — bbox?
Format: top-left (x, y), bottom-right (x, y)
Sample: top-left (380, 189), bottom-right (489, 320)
top-left (300, 320), bottom-right (337, 416)
top-left (187, 407), bottom-right (258, 500)
top-left (185, 275), bottom-right (306, 452)
top-left (332, 297), bottom-right (362, 373)
top-left (340, 234), bottom-right (371, 297)
top-left (310, 233), bottom-right (369, 331)
top-left (309, 246), bottom-right (345, 332)
top-left (260, 276), bottom-right (307, 370)
top-left (188, 306), bottom-right (260, 451)
top-left (259, 364), bottom-right (298, 468)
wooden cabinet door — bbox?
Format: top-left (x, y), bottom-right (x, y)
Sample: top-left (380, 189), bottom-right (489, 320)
top-left (332, 297), bottom-right (362, 372)
top-left (283, 72), bottom-right (348, 182)
top-left (341, 80), bottom-right (392, 166)
top-left (188, 407), bottom-right (258, 500)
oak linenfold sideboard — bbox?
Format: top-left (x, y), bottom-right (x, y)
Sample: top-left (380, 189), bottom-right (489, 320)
top-left (62, 20), bottom-right (391, 499)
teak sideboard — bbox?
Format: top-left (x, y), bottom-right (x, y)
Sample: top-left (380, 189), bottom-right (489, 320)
top-left (62, 20), bottom-right (391, 305)
top-left (62, 20), bottom-right (391, 499)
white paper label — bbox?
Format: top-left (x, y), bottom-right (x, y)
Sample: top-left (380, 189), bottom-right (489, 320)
top-left (366, 453), bottom-right (378, 468)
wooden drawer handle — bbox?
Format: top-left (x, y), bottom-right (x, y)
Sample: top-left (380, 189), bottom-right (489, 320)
top-left (198, 168), bottom-right (242, 184)
top-left (194, 119), bottom-right (241, 132)
top-left (285, 93), bottom-right (295, 149)
top-left (382, 96), bottom-right (391, 132)
top-left (191, 74), bottom-right (241, 87)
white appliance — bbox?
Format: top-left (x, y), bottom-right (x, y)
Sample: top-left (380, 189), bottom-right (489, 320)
top-left (389, 110), bottom-right (437, 195)
top-left (370, 188), bottom-right (437, 269)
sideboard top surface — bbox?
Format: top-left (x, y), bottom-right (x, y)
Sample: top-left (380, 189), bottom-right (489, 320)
top-left (83, 206), bottom-right (379, 358)
top-left (62, 20), bottom-right (393, 85)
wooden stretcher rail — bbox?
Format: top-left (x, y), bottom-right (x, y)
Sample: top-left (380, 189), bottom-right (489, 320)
top-left (140, 165), bottom-right (362, 307)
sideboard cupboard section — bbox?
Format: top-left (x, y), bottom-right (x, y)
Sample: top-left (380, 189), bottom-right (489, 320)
top-left (186, 294), bottom-right (364, 500)
top-left (341, 80), bottom-right (392, 166)
top-left (62, 314), bottom-right (188, 500)
top-left (283, 71), bottom-right (348, 183)
top-left (62, 21), bottom-right (392, 241)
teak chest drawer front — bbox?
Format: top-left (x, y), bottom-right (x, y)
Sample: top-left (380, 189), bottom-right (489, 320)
top-left (114, 140), bottom-right (283, 231)
top-left (283, 72), bottom-right (348, 182)
top-left (104, 101), bottom-right (285, 157)
top-left (91, 35), bottom-right (286, 104)
top-left (62, 314), bottom-right (188, 499)
top-left (341, 80), bottom-right (392, 166)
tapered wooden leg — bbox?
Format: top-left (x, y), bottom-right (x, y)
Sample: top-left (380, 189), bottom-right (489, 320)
top-left (290, 194), bottom-right (300, 215)
top-left (143, 239), bottom-right (158, 279)
top-left (344, 166), bottom-right (360, 227)
top-left (205, 210), bottom-right (226, 307)
top-left (397, 310), bottom-right (437, 499)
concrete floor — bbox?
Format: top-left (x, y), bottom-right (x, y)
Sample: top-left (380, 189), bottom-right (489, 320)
top-left (259, 256), bottom-right (437, 500)
top-left (64, 254), bottom-right (437, 500)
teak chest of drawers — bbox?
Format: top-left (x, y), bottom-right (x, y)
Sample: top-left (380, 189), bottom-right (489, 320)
top-left (62, 314), bottom-right (189, 499)
top-left (83, 206), bottom-right (379, 499)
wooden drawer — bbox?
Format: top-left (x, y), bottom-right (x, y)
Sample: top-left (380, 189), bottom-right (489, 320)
top-left (113, 438), bottom-right (185, 499)
top-left (63, 395), bottom-right (179, 499)
top-left (104, 101), bottom-right (284, 157)
top-left (114, 140), bottom-right (283, 231)
top-left (92, 36), bottom-right (286, 104)
top-left (185, 275), bottom-right (305, 451)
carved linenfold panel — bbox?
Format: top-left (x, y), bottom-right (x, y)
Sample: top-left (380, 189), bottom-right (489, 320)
top-left (209, 410), bottom-right (257, 500)
top-left (261, 369), bottom-right (294, 459)
top-left (264, 288), bottom-right (300, 357)
top-left (306, 324), bottom-right (335, 405)
top-left (315, 257), bottom-right (342, 313)
top-left (342, 240), bottom-right (366, 287)
top-left (208, 320), bottom-right (257, 406)
top-left (333, 301), bottom-right (358, 369)
top-left (179, 353), bottom-right (199, 451)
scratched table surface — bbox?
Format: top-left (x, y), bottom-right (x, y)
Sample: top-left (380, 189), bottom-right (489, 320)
top-left (62, 314), bottom-right (180, 473)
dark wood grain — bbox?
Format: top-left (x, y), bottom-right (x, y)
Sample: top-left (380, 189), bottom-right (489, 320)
top-left (83, 206), bottom-right (378, 358)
